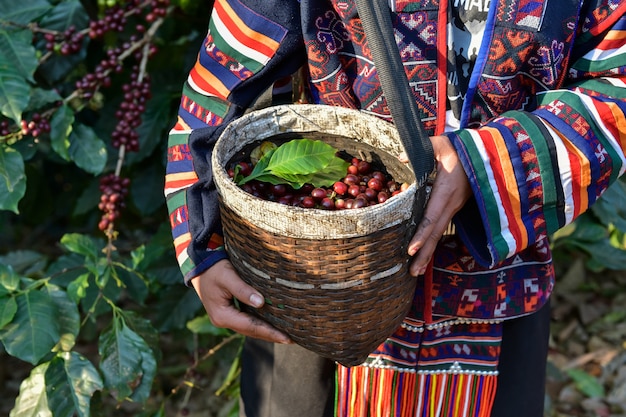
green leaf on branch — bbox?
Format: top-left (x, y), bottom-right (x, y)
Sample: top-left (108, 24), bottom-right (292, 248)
top-left (0, 250), bottom-right (48, 276)
top-left (0, 29), bottom-right (36, 122)
top-left (45, 352), bottom-right (103, 417)
top-left (50, 104), bottom-right (74, 161)
top-left (0, 146), bottom-right (27, 213)
top-left (45, 286), bottom-right (80, 352)
top-left (68, 124), bottom-right (107, 175)
top-left (591, 179), bottom-right (626, 232)
top-left (98, 316), bottom-right (156, 403)
top-left (153, 284), bottom-right (202, 331)
top-left (67, 273), bottom-right (90, 304)
top-left (187, 315), bottom-right (231, 336)
top-left (0, 0), bottom-right (51, 25)
top-left (0, 263), bottom-right (21, 295)
top-left (0, 296), bottom-right (17, 330)
top-left (9, 362), bottom-right (52, 417)
top-left (0, 290), bottom-right (61, 365)
top-left (60, 233), bottom-right (99, 261)
top-left (238, 139), bottom-right (349, 189)
top-left (0, 28), bottom-right (38, 83)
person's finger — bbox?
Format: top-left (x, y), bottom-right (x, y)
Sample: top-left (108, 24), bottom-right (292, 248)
top-left (191, 260), bottom-right (292, 344)
top-left (211, 305), bottom-right (292, 344)
top-left (218, 261), bottom-right (265, 309)
top-left (407, 193), bottom-right (451, 276)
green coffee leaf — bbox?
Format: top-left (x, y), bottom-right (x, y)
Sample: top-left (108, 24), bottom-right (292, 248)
top-left (50, 104), bottom-right (74, 161)
top-left (0, 296), bottom-right (17, 330)
top-left (0, 290), bottom-right (61, 364)
top-left (187, 315), bottom-right (231, 336)
top-left (45, 352), bottom-right (103, 417)
top-left (9, 362), bottom-right (52, 417)
top-left (68, 123), bottom-right (107, 175)
top-left (268, 139), bottom-right (339, 175)
top-left (0, 146), bottom-right (26, 213)
top-left (0, 264), bottom-right (21, 295)
top-left (98, 316), bottom-right (156, 402)
top-left (238, 139), bottom-right (349, 189)
top-left (60, 234), bottom-right (99, 260)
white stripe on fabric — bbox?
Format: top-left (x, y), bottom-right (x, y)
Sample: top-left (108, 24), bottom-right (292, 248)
top-left (211, 8), bottom-right (271, 66)
top-left (581, 43), bottom-right (626, 62)
top-left (186, 75), bottom-right (218, 98)
top-left (577, 92), bottom-right (626, 177)
top-left (468, 129), bottom-right (517, 258)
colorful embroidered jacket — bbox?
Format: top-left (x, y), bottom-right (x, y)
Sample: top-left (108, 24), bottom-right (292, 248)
top-left (165, 0), bottom-right (626, 415)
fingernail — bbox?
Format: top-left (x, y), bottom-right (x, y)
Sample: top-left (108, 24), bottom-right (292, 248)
top-left (249, 293), bottom-right (263, 308)
top-left (417, 266), bottom-right (426, 276)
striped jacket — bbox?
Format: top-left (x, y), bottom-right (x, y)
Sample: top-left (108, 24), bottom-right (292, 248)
top-left (165, 0), bottom-right (626, 322)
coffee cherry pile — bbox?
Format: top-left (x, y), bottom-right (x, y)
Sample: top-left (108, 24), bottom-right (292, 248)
top-left (230, 154), bottom-right (408, 210)
top-left (97, 173), bottom-right (130, 231)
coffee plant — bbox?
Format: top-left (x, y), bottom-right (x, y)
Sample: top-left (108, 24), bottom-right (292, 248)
top-left (0, 0), bottom-right (242, 416)
top-left (0, 0), bottom-right (625, 416)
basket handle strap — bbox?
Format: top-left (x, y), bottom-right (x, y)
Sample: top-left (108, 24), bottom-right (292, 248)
top-left (354, 0), bottom-right (435, 186)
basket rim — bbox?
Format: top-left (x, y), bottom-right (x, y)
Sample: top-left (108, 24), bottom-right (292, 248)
top-left (211, 104), bottom-right (422, 239)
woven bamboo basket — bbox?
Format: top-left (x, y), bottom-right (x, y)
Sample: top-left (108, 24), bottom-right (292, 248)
top-left (212, 104), bottom-right (428, 366)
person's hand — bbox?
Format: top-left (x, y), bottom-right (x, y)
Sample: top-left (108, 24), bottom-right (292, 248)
top-left (190, 259), bottom-right (292, 344)
top-left (400, 135), bottom-right (472, 276)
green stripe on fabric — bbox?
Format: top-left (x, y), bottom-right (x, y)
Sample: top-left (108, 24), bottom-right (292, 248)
top-left (510, 112), bottom-right (562, 233)
top-left (571, 78), bottom-right (626, 99)
top-left (456, 129), bottom-right (510, 259)
top-left (209, 19), bottom-right (263, 73)
top-left (182, 82), bottom-right (230, 117)
top-left (168, 131), bottom-right (190, 147)
top-left (180, 257), bottom-right (195, 277)
top-left (572, 54), bottom-right (626, 73)
top-left (540, 89), bottom-right (623, 184)
top-left (166, 188), bottom-right (187, 214)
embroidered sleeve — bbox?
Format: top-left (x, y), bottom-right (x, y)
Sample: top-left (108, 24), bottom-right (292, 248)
top-left (448, 11), bottom-right (626, 267)
top-left (164, 0), bottom-right (304, 283)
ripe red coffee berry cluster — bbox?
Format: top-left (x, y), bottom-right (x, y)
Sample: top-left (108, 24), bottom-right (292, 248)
top-left (98, 173), bottom-right (130, 231)
top-left (230, 154), bottom-right (408, 210)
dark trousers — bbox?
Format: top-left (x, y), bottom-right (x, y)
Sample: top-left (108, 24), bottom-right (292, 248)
top-left (240, 301), bottom-right (551, 417)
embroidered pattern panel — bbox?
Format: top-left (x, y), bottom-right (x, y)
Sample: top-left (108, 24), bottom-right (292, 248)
top-left (467, 0), bottom-right (580, 126)
top-left (304, 3), bottom-right (443, 134)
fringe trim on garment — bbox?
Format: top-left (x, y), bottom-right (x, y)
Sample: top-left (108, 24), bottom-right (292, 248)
top-left (335, 364), bottom-right (498, 417)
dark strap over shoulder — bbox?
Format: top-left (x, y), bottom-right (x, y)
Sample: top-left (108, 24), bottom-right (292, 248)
top-left (354, 0), bottom-right (435, 185)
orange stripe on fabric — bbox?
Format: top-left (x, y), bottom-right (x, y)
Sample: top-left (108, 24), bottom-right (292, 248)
top-left (604, 101), bottom-right (626, 153)
top-left (557, 131), bottom-right (591, 218)
top-left (595, 29), bottom-right (626, 50)
top-left (481, 127), bottom-right (528, 251)
top-left (555, 130), bottom-right (588, 219)
top-left (435, 0), bottom-right (448, 134)
top-left (336, 366), bottom-right (347, 416)
top-left (189, 63), bottom-right (229, 99)
top-left (173, 233), bottom-right (191, 257)
top-left (172, 116), bottom-right (191, 131)
top-left (214, 0), bottom-right (279, 59)
top-left (166, 171), bottom-right (198, 182)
